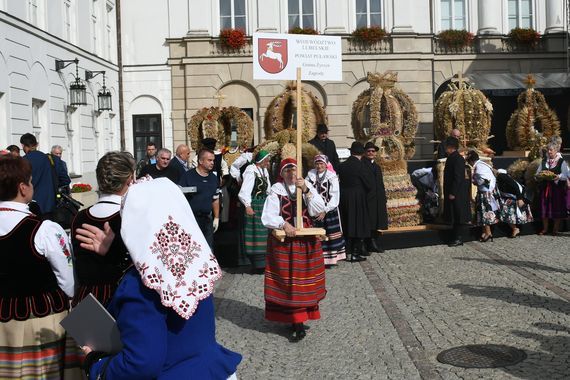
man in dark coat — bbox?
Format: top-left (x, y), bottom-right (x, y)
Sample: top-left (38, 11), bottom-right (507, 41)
top-left (363, 142), bottom-right (388, 252)
top-left (443, 136), bottom-right (471, 246)
top-left (309, 124), bottom-right (340, 172)
top-left (20, 133), bottom-right (57, 215)
top-left (337, 141), bottom-right (372, 262)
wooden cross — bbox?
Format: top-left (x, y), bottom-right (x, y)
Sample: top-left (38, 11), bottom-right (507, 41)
top-left (523, 74), bottom-right (536, 89)
top-left (451, 71), bottom-right (469, 89)
top-left (213, 91), bottom-right (227, 107)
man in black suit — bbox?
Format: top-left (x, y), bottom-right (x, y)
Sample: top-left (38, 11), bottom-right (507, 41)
top-left (337, 141), bottom-right (372, 262)
top-left (443, 136), bottom-right (471, 247)
top-left (309, 124), bottom-right (340, 172)
top-left (363, 142), bottom-right (388, 252)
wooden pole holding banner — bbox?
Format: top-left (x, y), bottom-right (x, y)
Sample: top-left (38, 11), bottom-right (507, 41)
top-left (296, 67), bottom-right (303, 229)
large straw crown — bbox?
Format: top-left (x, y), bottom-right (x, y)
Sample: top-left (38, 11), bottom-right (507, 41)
top-left (367, 71), bottom-right (398, 89)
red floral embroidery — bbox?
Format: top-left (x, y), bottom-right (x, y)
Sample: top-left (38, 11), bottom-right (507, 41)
top-left (149, 216), bottom-right (202, 288)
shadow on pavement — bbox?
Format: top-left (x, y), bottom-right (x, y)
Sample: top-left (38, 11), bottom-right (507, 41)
top-left (214, 297), bottom-right (293, 339)
top-left (500, 323), bottom-right (570, 380)
top-left (453, 257), bottom-right (570, 274)
top-left (448, 284), bottom-right (570, 315)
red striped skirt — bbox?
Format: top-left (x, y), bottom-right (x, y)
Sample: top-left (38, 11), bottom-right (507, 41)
top-left (264, 235), bottom-right (326, 323)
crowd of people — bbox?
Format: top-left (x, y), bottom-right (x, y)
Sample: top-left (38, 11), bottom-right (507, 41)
top-left (1, 124), bottom-right (568, 376)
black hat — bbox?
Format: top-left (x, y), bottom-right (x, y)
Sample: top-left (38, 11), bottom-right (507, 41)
top-left (349, 141), bottom-right (365, 155)
top-left (202, 138), bottom-right (217, 150)
top-left (316, 124), bottom-right (329, 133)
top-left (364, 142), bottom-right (379, 152)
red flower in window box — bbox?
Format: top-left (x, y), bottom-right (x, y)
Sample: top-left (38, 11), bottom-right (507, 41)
top-left (437, 29), bottom-right (475, 49)
top-left (71, 183), bottom-right (92, 193)
top-left (219, 28), bottom-right (247, 50)
top-left (288, 27), bottom-right (318, 35)
top-left (351, 26), bottom-right (387, 45)
top-left (507, 28), bottom-right (541, 47)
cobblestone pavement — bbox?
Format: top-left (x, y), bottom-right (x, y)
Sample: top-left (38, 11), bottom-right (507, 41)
top-left (214, 233), bottom-right (570, 379)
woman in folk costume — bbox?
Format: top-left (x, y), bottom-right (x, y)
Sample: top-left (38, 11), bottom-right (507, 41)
top-left (306, 154), bottom-right (346, 265)
top-left (71, 152), bottom-right (134, 306)
top-left (0, 157), bottom-right (79, 379)
top-left (535, 141), bottom-right (569, 235)
top-left (495, 169), bottom-right (533, 238)
top-left (261, 158), bottom-right (326, 342)
top-left (466, 150), bottom-right (499, 242)
top-left (77, 178), bottom-right (241, 379)
top-left (238, 150), bottom-right (271, 272)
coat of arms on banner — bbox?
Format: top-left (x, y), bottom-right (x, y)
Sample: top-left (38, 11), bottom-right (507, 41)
top-left (258, 38), bottom-right (288, 74)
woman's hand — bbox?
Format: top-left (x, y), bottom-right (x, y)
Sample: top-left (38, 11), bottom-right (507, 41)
top-left (283, 222), bottom-right (297, 237)
top-left (517, 199), bottom-right (525, 208)
top-left (315, 212), bottom-right (326, 221)
top-left (75, 222), bottom-right (115, 256)
top-left (295, 178), bottom-right (308, 193)
top-left (80, 345), bottom-right (93, 355)
top-left (245, 206), bottom-right (255, 216)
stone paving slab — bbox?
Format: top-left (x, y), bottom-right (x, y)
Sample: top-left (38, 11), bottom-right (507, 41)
top-left (213, 232), bottom-right (570, 379)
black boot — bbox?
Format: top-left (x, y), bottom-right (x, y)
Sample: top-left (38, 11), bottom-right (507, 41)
top-left (291, 323), bottom-right (306, 342)
top-left (366, 237), bottom-right (380, 253)
top-left (374, 237), bottom-right (385, 253)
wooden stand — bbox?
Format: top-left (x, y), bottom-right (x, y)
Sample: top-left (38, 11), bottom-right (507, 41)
top-left (272, 67), bottom-right (325, 240)
top-left (377, 224), bottom-right (452, 234)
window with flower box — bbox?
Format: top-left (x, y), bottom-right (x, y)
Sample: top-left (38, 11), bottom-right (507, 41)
top-left (288, 0), bottom-right (315, 30)
top-left (356, 0), bottom-right (382, 28)
top-left (220, 0), bottom-right (247, 32)
top-left (508, 0), bottom-right (533, 30)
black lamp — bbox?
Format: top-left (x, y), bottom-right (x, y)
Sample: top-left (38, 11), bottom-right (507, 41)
top-left (55, 58), bottom-right (87, 106)
top-left (85, 70), bottom-right (112, 111)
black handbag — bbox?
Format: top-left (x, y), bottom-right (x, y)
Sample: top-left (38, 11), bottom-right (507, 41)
top-left (52, 193), bottom-right (82, 229)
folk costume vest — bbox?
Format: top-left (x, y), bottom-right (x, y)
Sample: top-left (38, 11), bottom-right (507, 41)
top-left (276, 184), bottom-right (311, 228)
top-left (0, 215), bottom-right (67, 321)
top-left (72, 204), bottom-right (131, 306)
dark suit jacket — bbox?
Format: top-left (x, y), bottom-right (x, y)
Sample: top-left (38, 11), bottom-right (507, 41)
top-left (308, 136), bottom-right (340, 171)
top-left (168, 156), bottom-right (188, 179)
top-left (24, 150), bottom-right (56, 214)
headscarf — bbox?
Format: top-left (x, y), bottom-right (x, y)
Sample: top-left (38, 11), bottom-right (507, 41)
top-left (313, 154), bottom-right (335, 174)
top-left (120, 178), bottom-right (221, 320)
top-left (255, 149), bottom-right (270, 163)
top-left (277, 158), bottom-right (297, 183)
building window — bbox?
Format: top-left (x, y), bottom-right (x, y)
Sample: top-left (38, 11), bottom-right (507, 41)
top-left (133, 114), bottom-right (162, 163)
top-left (32, 99), bottom-right (43, 129)
top-left (106, 2), bottom-right (114, 60)
top-left (440, 0), bottom-right (465, 30)
top-left (220, 0), bottom-right (246, 31)
top-left (356, 0), bottom-right (382, 28)
top-left (91, 0), bottom-right (99, 54)
top-left (508, 0), bottom-right (533, 29)
top-left (288, 0), bottom-right (315, 29)
top-left (28, 0), bottom-right (39, 26)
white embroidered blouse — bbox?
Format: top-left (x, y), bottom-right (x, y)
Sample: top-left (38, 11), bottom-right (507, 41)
top-left (238, 164), bottom-right (271, 208)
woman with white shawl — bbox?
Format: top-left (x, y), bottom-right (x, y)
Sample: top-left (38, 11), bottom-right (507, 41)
top-left (466, 150), bottom-right (499, 242)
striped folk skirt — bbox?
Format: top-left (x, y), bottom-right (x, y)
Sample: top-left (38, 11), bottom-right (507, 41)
top-left (264, 235), bottom-right (326, 324)
top-left (313, 209), bottom-right (346, 265)
top-left (0, 311), bottom-right (83, 379)
top-left (243, 197), bottom-right (269, 269)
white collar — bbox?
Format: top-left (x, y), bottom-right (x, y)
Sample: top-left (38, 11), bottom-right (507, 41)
top-left (0, 201), bottom-right (31, 213)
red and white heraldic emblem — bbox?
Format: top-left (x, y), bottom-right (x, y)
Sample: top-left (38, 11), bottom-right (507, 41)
top-left (258, 38), bottom-right (288, 74)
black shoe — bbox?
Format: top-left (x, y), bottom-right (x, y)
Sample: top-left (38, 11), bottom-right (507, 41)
top-left (359, 241), bottom-right (371, 256)
top-left (291, 323), bottom-right (306, 342)
top-left (349, 254), bottom-right (366, 262)
top-left (366, 238), bottom-right (380, 253)
top-left (448, 240), bottom-right (463, 247)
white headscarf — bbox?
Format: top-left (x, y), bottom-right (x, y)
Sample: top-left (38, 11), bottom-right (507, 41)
top-left (120, 178), bottom-right (222, 320)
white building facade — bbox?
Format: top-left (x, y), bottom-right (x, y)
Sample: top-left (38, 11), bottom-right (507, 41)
top-left (165, 0), bottom-right (568, 158)
top-left (0, 0), bottom-right (119, 181)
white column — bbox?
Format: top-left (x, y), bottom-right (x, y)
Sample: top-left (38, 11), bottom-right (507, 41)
top-left (323, 0), bottom-right (347, 34)
top-left (187, 0), bottom-right (212, 36)
top-left (477, 0), bottom-right (500, 34)
top-left (391, 0), bottom-right (414, 33)
top-left (545, 0), bottom-right (564, 33)
top-left (255, 0), bottom-right (279, 32)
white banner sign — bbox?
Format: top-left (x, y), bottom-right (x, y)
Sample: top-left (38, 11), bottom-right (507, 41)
top-left (253, 33), bottom-right (342, 81)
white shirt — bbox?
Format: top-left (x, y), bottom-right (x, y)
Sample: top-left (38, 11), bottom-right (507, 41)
top-left (261, 181), bottom-right (325, 229)
top-left (0, 201), bottom-right (75, 297)
top-left (89, 193), bottom-right (122, 218)
top-left (306, 169), bottom-right (340, 213)
top-left (238, 164), bottom-right (271, 208)
top-left (472, 160), bottom-right (496, 192)
top-left (230, 152), bottom-right (253, 182)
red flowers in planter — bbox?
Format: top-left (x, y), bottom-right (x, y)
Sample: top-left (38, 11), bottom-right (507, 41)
top-left (71, 183), bottom-right (92, 193)
top-left (288, 27), bottom-right (319, 35)
top-left (219, 28), bottom-right (247, 50)
top-left (351, 26), bottom-right (387, 45)
top-left (437, 29), bottom-right (475, 49)
top-left (507, 28), bottom-right (541, 47)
